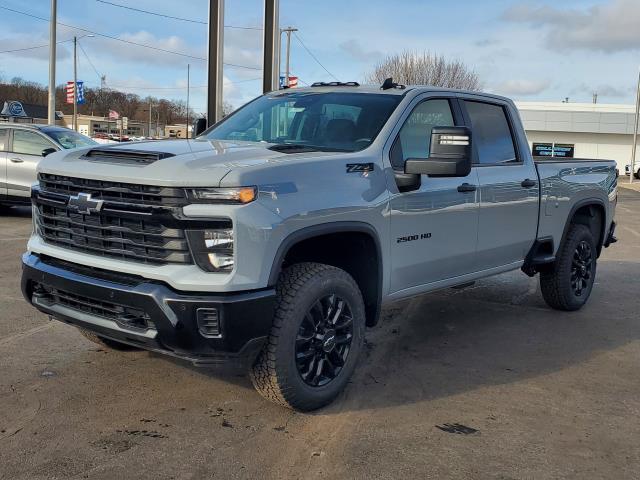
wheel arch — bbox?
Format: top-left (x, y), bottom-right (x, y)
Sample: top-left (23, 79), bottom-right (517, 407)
top-left (268, 222), bottom-right (383, 327)
top-left (561, 198), bottom-right (607, 256)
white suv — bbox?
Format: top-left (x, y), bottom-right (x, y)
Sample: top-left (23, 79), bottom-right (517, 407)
top-left (0, 124), bottom-right (96, 207)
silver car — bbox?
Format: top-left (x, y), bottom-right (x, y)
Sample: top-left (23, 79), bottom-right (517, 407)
top-left (0, 124), bottom-right (96, 207)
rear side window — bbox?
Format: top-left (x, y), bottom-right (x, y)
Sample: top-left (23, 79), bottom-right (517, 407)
top-left (463, 101), bottom-right (517, 164)
top-left (391, 99), bottom-right (455, 169)
top-left (0, 129), bottom-right (8, 151)
top-left (12, 130), bottom-right (54, 156)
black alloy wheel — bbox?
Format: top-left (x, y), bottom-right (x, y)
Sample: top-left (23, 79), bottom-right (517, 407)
top-left (295, 294), bottom-right (354, 387)
top-left (571, 240), bottom-right (593, 297)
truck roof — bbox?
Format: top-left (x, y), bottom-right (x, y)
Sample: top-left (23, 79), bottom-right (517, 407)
top-left (273, 83), bottom-right (513, 103)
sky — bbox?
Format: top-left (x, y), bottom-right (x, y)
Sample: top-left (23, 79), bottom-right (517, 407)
top-left (0, 0), bottom-right (639, 114)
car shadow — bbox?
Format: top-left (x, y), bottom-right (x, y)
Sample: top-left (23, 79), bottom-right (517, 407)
top-left (1, 205), bottom-right (32, 218)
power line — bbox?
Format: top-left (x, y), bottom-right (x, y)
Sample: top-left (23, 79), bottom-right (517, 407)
top-left (0, 38), bottom-right (72, 54)
top-left (0, 5), bottom-right (262, 70)
top-left (95, 0), bottom-right (262, 30)
top-left (293, 32), bottom-right (339, 82)
top-left (107, 78), bottom-right (262, 91)
top-left (77, 40), bottom-right (101, 81)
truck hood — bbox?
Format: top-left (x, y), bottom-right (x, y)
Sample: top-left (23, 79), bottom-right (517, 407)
top-left (38, 139), bottom-right (338, 187)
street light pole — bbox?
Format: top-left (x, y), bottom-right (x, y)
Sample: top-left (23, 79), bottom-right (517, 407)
top-left (630, 68), bottom-right (640, 185)
top-left (47, 0), bottom-right (57, 125)
top-left (73, 35), bottom-right (77, 131)
top-left (186, 63), bottom-right (190, 139)
top-left (281, 27), bottom-right (297, 87)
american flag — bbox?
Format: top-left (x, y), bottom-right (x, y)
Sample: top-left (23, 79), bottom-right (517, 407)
top-left (108, 110), bottom-right (120, 120)
top-left (66, 82), bottom-right (75, 104)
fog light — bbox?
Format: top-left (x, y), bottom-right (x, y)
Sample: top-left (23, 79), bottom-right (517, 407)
top-left (197, 308), bottom-right (221, 337)
top-left (207, 252), bottom-right (234, 270)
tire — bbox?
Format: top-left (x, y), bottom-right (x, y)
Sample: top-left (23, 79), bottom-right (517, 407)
top-left (250, 262), bottom-right (365, 411)
top-left (635, 169), bottom-right (640, 180)
top-left (540, 223), bottom-right (597, 311)
top-left (79, 328), bottom-right (141, 351)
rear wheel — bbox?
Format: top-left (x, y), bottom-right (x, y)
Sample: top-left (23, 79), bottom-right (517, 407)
top-left (540, 223), bottom-right (597, 311)
top-left (635, 168), bottom-right (640, 179)
top-left (79, 329), bottom-right (141, 351)
top-left (250, 262), bottom-right (365, 411)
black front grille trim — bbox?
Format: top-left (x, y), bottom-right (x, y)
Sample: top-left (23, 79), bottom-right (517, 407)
top-left (36, 174), bottom-right (196, 266)
top-left (38, 173), bottom-right (187, 206)
top-left (32, 282), bottom-right (151, 331)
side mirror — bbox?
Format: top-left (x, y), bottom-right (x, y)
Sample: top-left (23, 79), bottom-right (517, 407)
top-left (405, 126), bottom-right (472, 177)
top-left (42, 147), bottom-right (57, 157)
top-left (193, 118), bottom-right (207, 138)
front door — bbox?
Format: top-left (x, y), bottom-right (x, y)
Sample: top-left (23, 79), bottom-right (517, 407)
top-left (7, 129), bottom-right (57, 198)
top-left (460, 99), bottom-right (539, 270)
top-left (388, 97), bottom-right (480, 295)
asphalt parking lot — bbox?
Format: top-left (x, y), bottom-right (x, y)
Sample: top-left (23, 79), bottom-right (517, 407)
top-left (1, 187), bottom-right (639, 480)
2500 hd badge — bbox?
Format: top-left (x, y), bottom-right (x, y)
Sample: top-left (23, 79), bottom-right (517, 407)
top-left (397, 233), bottom-right (432, 243)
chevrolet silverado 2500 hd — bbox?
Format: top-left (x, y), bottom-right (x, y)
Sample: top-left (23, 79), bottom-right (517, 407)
top-left (21, 81), bottom-right (618, 411)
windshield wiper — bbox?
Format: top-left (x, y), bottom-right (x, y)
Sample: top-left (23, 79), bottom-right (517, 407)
top-left (268, 143), bottom-right (350, 153)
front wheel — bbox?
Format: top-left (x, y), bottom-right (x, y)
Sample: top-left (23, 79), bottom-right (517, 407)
top-left (540, 223), bottom-right (597, 311)
top-left (250, 262), bottom-right (365, 411)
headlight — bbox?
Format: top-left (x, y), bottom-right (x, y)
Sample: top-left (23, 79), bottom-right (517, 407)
top-left (187, 187), bottom-right (256, 204)
top-left (186, 225), bottom-right (234, 273)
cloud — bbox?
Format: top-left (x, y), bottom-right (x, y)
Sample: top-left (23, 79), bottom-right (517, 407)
top-left (570, 82), bottom-right (634, 99)
top-left (475, 38), bottom-right (500, 48)
top-left (0, 34), bottom-right (71, 62)
top-left (493, 79), bottom-right (551, 96)
top-left (339, 39), bottom-right (383, 63)
top-left (502, 0), bottom-right (640, 52)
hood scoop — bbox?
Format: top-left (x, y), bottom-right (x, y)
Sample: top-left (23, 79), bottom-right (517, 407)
top-left (82, 148), bottom-right (175, 165)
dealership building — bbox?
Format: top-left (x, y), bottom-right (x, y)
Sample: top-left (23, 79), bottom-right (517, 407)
top-left (516, 101), bottom-right (638, 174)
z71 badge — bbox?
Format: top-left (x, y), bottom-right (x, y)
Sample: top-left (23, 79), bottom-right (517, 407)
top-left (346, 163), bottom-right (374, 173)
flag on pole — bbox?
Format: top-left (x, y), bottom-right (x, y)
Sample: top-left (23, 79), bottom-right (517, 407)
top-left (66, 82), bottom-right (75, 104)
top-left (279, 76), bottom-right (299, 89)
top-left (108, 110), bottom-right (120, 120)
top-left (76, 81), bottom-right (85, 105)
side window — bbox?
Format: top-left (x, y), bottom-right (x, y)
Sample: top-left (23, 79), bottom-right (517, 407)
top-left (390, 99), bottom-right (454, 169)
top-left (463, 101), bottom-right (517, 164)
top-left (0, 129), bottom-right (8, 151)
top-left (12, 130), bottom-right (55, 156)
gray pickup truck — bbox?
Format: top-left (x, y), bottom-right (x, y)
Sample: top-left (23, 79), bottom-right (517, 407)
top-left (21, 81), bottom-right (618, 411)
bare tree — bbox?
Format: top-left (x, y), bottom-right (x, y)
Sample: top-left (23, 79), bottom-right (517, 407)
top-left (366, 51), bottom-right (481, 90)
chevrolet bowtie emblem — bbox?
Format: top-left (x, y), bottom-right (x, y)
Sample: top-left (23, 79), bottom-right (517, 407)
top-left (67, 192), bottom-right (104, 215)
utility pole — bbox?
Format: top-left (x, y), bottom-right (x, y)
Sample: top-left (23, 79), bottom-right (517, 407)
top-left (207, 0), bottom-right (224, 126)
top-left (73, 35), bottom-right (77, 131)
top-left (263, 0), bottom-right (280, 93)
top-left (630, 68), bottom-right (640, 185)
top-left (186, 63), bottom-right (190, 139)
top-left (47, 0), bottom-right (57, 125)
top-left (593, 92), bottom-right (598, 104)
top-left (148, 100), bottom-right (153, 137)
top-left (281, 27), bottom-right (298, 87)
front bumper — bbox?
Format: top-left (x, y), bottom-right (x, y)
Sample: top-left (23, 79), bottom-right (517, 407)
top-left (21, 253), bottom-right (275, 368)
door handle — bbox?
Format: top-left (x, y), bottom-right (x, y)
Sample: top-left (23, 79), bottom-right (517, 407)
top-left (521, 178), bottom-right (537, 188)
top-left (457, 183), bottom-right (477, 193)
top-left (10, 157), bottom-right (24, 163)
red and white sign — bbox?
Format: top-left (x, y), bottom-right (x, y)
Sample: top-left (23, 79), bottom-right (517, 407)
top-left (288, 76), bottom-right (298, 88)
top-left (66, 81), bottom-right (75, 104)
top-left (108, 110), bottom-right (120, 120)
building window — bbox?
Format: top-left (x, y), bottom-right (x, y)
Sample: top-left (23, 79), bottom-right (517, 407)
top-left (532, 142), bottom-right (574, 158)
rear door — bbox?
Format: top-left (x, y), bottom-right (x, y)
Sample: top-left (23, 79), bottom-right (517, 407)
top-left (7, 129), bottom-right (57, 198)
top-left (460, 98), bottom-right (539, 270)
top-left (0, 128), bottom-right (8, 198)
top-left (388, 96), bottom-right (480, 294)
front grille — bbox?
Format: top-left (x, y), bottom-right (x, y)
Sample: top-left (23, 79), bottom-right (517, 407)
top-left (35, 174), bottom-right (194, 266)
top-left (38, 173), bottom-right (187, 206)
top-left (32, 282), bottom-right (151, 331)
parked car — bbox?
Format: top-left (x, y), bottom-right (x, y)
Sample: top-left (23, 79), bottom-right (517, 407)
top-left (625, 163), bottom-right (640, 179)
top-left (0, 124), bottom-right (96, 206)
top-left (21, 82), bottom-right (618, 411)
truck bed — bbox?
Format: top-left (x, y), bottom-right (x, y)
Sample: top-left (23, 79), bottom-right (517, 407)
top-left (535, 158), bottom-right (617, 255)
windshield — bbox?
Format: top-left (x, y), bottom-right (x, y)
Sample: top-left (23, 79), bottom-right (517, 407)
top-left (47, 129), bottom-right (97, 149)
top-left (203, 91), bottom-right (402, 152)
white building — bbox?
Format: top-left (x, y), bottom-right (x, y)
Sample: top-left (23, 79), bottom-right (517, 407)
top-left (516, 101), bottom-right (638, 175)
